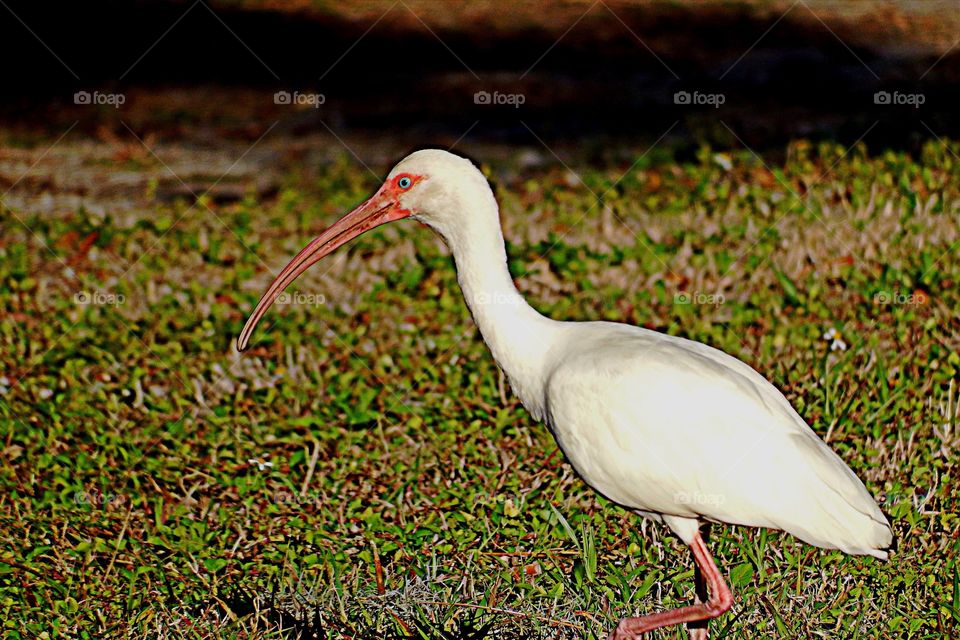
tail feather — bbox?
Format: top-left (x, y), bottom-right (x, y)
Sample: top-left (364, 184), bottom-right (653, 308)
top-left (785, 432), bottom-right (893, 558)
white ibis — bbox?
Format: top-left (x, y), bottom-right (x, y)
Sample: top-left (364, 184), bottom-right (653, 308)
top-left (237, 149), bottom-right (893, 639)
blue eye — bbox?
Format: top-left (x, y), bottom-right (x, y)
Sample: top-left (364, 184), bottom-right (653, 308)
top-left (398, 176), bottom-right (412, 189)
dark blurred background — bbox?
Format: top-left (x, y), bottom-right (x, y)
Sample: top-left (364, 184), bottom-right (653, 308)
top-left (1, 0), bottom-right (957, 158)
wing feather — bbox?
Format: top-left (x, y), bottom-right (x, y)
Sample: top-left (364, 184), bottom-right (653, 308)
top-left (543, 322), bottom-right (892, 557)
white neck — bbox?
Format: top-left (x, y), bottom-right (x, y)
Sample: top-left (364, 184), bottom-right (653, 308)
top-left (441, 205), bottom-right (564, 419)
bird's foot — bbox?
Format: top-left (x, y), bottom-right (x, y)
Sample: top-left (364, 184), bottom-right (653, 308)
top-left (606, 618), bottom-right (658, 640)
top-left (607, 620), bottom-right (709, 639)
top-left (606, 619), bottom-right (632, 640)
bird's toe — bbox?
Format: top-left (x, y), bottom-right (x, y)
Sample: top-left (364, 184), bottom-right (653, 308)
top-left (607, 620), bottom-right (634, 640)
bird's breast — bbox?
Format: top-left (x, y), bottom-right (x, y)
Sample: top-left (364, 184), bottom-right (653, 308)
top-left (542, 396), bottom-right (676, 513)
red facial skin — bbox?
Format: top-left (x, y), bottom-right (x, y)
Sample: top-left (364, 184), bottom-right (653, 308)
top-left (389, 172), bottom-right (424, 213)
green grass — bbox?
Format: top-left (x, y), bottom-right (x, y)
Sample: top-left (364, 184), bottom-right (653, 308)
top-left (1, 138), bottom-right (958, 638)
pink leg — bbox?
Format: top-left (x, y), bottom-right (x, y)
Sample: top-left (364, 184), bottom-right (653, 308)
top-left (609, 530), bottom-right (733, 639)
top-left (687, 525), bottom-right (711, 640)
top-left (686, 543), bottom-right (709, 640)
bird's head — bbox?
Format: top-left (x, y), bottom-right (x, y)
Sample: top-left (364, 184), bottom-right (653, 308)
top-left (237, 149), bottom-right (494, 351)
top-left (386, 149), bottom-right (496, 235)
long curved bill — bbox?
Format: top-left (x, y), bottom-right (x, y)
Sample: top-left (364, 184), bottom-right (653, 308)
top-left (237, 190), bottom-right (408, 351)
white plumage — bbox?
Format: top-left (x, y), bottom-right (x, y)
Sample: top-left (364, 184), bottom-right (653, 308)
top-left (541, 323), bottom-right (891, 558)
top-left (238, 149), bottom-right (892, 639)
